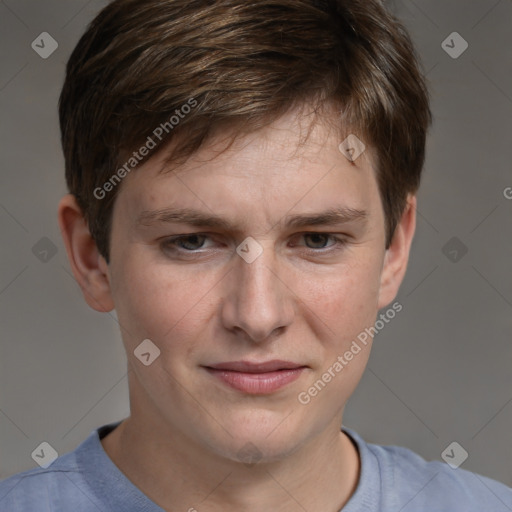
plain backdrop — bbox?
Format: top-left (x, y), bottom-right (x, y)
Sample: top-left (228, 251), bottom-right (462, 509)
top-left (1, 0), bottom-right (511, 486)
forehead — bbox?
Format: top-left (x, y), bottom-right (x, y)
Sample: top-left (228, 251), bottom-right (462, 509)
top-left (112, 107), bottom-right (382, 231)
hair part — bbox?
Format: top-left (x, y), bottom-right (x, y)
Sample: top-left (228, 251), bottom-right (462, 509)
top-left (59, 0), bottom-right (432, 263)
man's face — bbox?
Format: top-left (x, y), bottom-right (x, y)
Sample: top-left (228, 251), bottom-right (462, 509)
top-left (104, 108), bottom-right (395, 462)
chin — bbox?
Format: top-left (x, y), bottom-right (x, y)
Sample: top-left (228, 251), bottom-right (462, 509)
top-left (206, 413), bottom-right (304, 464)
top-left (220, 436), bottom-right (299, 465)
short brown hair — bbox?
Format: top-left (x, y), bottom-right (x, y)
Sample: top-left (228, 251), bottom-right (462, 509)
top-left (59, 0), bottom-right (431, 263)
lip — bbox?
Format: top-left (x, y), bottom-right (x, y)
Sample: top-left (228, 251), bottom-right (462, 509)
top-left (207, 360), bottom-right (305, 373)
top-left (203, 360), bottom-right (307, 394)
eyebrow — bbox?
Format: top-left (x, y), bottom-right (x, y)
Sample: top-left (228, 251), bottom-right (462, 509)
top-left (136, 206), bottom-right (368, 231)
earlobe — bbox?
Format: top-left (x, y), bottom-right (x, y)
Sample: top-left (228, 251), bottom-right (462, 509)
top-left (377, 194), bottom-right (417, 310)
top-left (57, 194), bottom-right (115, 313)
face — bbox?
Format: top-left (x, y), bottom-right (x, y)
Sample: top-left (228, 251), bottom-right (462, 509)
top-left (98, 107), bottom-right (407, 463)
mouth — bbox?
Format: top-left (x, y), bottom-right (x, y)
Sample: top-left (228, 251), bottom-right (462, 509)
top-left (202, 360), bottom-right (308, 394)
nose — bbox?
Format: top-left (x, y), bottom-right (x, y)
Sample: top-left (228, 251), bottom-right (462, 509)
top-left (221, 241), bottom-right (295, 343)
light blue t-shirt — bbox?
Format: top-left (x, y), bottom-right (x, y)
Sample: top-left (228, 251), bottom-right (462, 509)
top-left (1, 420), bottom-right (512, 511)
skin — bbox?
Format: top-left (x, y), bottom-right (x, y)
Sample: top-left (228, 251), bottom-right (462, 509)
top-left (58, 105), bottom-right (416, 512)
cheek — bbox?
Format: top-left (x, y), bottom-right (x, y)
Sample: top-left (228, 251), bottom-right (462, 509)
top-left (300, 255), bottom-right (382, 341)
top-left (112, 257), bottom-right (220, 351)
top-left (295, 262), bottom-right (379, 410)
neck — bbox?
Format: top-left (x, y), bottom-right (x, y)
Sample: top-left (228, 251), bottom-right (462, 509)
top-left (101, 410), bottom-right (360, 512)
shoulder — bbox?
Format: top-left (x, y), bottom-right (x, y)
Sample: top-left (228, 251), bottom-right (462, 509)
top-left (1, 455), bottom-right (76, 510)
top-left (367, 437), bottom-right (512, 511)
top-left (0, 431), bottom-right (108, 512)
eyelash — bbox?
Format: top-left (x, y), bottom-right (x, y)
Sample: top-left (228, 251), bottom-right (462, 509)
top-left (160, 233), bottom-right (348, 256)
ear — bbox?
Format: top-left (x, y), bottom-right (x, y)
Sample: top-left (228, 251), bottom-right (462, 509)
top-left (377, 194), bottom-right (417, 309)
top-left (57, 194), bottom-right (115, 312)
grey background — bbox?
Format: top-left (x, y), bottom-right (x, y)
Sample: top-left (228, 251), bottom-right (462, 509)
top-left (1, 0), bottom-right (511, 488)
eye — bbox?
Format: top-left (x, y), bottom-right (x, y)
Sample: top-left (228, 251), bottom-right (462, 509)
top-left (159, 232), bottom-right (347, 258)
top-left (299, 233), bottom-right (346, 250)
top-left (162, 234), bottom-right (211, 251)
